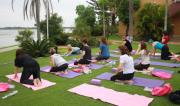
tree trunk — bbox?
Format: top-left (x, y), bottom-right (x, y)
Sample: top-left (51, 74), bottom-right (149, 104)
top-left (128, 0), bottom-right (134, 40)
top-left (164, 0), bottom-right (168, 31)
top-left (36, 0), bottom-right (41, 41)
top-left (126, 23), bottom-right (129, 36)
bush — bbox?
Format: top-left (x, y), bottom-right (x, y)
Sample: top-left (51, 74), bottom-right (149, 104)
top-left (21, 39), bottom-right (53, 58)
top-left (66, 39), bottom-right (82, 48)
top-left (54, 34), bottom-right (69, 45)
top-left (136, 3), bottom-right (173, 41)
top-left (88, 37), bottom-right (100, 47)
top-left (15, 29), bottom-right (33, 46)
top-left (92, 24), bottom-right (103, 36)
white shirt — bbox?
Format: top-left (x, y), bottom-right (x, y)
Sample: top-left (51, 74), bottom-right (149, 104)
top-left (139, 50), bottom-right (150, 65)
top-left (51, 54), bottom-right (67, 67)
top-left (119, 54), bottom-right (135, 74)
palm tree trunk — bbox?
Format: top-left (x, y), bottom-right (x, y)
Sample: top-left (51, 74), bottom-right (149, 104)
top-left (36, 0), bottom-right (41, 41)
top-left (128, 0), bottom-right (134, 40)
top-left (164, 0), bottom-right (168, 31)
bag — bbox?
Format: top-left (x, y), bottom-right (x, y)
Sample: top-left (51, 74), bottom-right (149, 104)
top-left (73, 68), bottom-right (82, 73)
top-left (152, 71), bottom-right (172, 79)
top-left (0, 83), bottom-right (9, 92)
top-left (82, 66), bottom-right (92, 74)
top-left (152, 83), bottom-right (172, 96)
top-left (169, 90), bottom-right (180, 104)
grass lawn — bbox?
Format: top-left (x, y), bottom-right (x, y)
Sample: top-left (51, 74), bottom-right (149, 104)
top-left (0, 41), bottom-right (180, 106)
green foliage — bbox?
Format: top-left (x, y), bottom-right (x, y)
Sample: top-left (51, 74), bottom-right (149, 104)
top-left (21, 39), bottom-right (52, 57)
top-left (54, 34), bottom-right (69, 45)
top-left (92, 24), bottom-right (103, 36)
top-left (136, 3), bottom-right (173, 41)
top-left (66, 39), bottom-right (82, 48)
top-left (73, 5), bottom-right (96, 37)
top-left (88, 37), bottom-right (100, 47)
top-left (40, 13), bottom-right (63, 44)
top-left (15, 29), bottom-right (33, 46)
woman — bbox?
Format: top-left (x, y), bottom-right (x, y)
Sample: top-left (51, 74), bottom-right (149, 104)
top-left (96, 37), bottom-right (110, 61)
top-left (162, 31), bottom-right (170, 45)
top-left (14, 49), bottom-right (41, 87)
top-left (74, 38), bottom-right (92, 65)
top-left (152, 41), bottom-right (172, 60)
top-left (65, 44), bottom-right (80, 56)
top-left (122, 35), bottom-right (133, 52)
top-left (50, 48), bottom-right (68, 74)
top-left (110, 45), bottom-right (135, 84)
top-left (134, 41), bottom-right (150, 71)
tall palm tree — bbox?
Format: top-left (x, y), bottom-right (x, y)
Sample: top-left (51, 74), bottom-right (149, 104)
top-left (164, 0), bottom-right (168, 31)
top-left (12, 0), bottom-right (57, 40)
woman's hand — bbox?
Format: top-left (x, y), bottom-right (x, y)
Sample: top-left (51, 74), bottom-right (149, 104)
top-left (13, 73), bottom-right (18, 79)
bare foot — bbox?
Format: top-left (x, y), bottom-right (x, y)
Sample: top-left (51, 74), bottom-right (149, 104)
top-left (64, 70), bottom-right (68, 74)
top-left (124, 80), bottom-right (133, 85)
top-left (33, 79), bottom-right (38, 87)
top-left (36, 79), bottom-right (42, 87)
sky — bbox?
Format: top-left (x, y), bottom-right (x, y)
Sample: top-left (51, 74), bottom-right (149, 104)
top-left (0, 0), bottom-right (88, 27)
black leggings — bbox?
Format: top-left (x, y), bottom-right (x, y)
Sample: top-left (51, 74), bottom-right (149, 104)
top-left (134, 63), bottom-right (150, 71)
top-left (111, 72), bottom-right (134, 81)
top-left (20, 64), bottom-right (41, 85)
top-left (74, 59), bottom-right (91, 65)
top-left (50, 63), bottom-right (68, 72)
top-left (161, 45), bottom-right (172, 60)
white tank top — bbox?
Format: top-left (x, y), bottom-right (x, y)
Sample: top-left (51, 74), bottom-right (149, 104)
top-left (51, 54), bottom-right (67, 67)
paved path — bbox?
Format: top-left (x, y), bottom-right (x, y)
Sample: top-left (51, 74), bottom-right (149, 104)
top-left (0, 46), bottom-right (19, 53)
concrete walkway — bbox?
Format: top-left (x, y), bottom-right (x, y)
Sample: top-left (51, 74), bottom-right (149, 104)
top-left (0, 45), bottom-right (19, 53)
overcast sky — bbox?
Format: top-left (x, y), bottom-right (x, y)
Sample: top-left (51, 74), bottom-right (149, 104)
top-left (0, 0), bottom-right (88, 27)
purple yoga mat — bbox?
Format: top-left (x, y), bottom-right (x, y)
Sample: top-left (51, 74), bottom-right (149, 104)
top-left (96, 72), bottom-right (164, 88)
top-left (134, 59), bottom-right (180, 67)
top-left (58, 71), bottom-right (82, 78)
top-left (153, 69), bottom-right (174, 74)
top-left (110, 54), bottom-right (120, 58)
top-left (89, 64), bottom-right (104, 70)
top-left (40, 66), bottom-right (51, 72)
top-left (40, 66), bottom-right (82, 78)
top-left (150, 56), bottom-right (161, 59)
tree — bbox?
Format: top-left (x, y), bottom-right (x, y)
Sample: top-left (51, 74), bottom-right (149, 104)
top-left (117, 0), bottom-right (140, 35)
top-left (136, 3), bottom-right (172, 41)
top-left (11, 0), bottom-right (59, 41)
top-left (73, 5), bottom-right (96, 37)
top-left (40, 13), bottom-right (64, 44)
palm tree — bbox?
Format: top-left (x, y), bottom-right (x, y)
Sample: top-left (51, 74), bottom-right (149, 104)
top-left (164, 0), bottom-right (168, 31)
top-left (12, 0), bottom-right (57, 40)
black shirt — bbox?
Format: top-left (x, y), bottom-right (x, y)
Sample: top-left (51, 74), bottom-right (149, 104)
top-left (124, 39), bottom-right (133, 52)
top-left (15, 54), bottom-right (39, 68)
top-left (82, 45), bottom-right (91, 60)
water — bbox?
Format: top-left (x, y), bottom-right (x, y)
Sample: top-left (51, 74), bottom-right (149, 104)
top-left (0, 29), bottom-right (37, 48)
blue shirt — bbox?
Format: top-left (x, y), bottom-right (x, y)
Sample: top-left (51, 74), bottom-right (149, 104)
top-left (100, 43), bottom-right (110, 57)
top-left (155, 42), bottom-right (164, 50)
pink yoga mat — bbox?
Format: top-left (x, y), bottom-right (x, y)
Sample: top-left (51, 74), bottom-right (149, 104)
top-left (68, 83), bottom-right (153, 106)
top-left (6, 73), bottom-right (56, 91)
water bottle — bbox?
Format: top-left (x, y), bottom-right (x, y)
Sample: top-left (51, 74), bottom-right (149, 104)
top-left (2, 90), bottom-right (18, 99)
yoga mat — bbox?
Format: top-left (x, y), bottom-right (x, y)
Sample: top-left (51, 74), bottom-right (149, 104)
top-left (153, 69), bottom-right (174, 74)
top-left (6, 73), bottom-right (56, 91)
top-left (110, 54), bottom-right (119, 58)
top-left (89, 64), bottom-right (104, 70)
top-left (96, 72), bottom-right (164, 88)
top-left (58, 71), bottom-right (82, 78)
top-left (40, 66), bottom-right (51, 72)
top-left (40, 66), bottom-right (82, 78)
top-left (68, 83), bottom-right (153, 106)
top-left (134, 59), bottom-right (180, 67)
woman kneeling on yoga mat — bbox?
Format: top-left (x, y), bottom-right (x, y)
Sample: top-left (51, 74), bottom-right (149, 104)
top-left (151, 41), bottom-right (172, 60)
top-left (134, 41), bottom-right (150, 71)
top-left (74, 38), bottom-right (92, 65)
top-left (14, 49), bottom-right (42, 87)
top-left (50, 48), bottom-right (68, 74)
top-left (65, 44), bottom-right (80, 56)
top-left (110, 45), bottom-right (135, 84)
top-left (95, 37), bottom-right (110, 61)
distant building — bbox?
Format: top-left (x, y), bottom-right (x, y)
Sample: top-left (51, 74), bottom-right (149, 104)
top-left (118, 0), bottom-right (180, 41)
